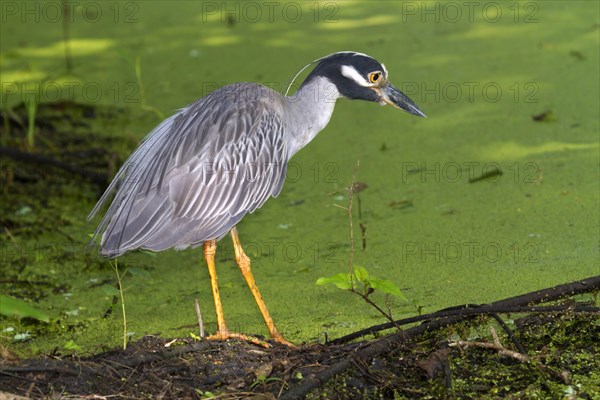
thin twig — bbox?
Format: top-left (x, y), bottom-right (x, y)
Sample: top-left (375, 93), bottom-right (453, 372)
top-left (110, 259), bottom-right (127, 350)
top-left (489, 313), bottom-right (526, 354)
top-left (450, 325), bottom-right (570, 383)
top-left (359, 223), bottom-right (366, 250)
top-left (194, 298), bottom-right (205, 338)
top-left (347, 161), bottom-right (359, 284)
top-left (451, 338), bottom-right (529, 362)
top-left (343, 161), bottom-right (402, 331)
top-left (332, 300), bottom-right (600, 345)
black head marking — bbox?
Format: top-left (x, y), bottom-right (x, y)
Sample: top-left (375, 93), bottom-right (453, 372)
top-left (300, 52), bottom-right (386, 102)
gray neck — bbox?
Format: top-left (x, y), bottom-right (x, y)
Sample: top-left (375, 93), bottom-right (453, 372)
top-left (283, 77), bottom-right (340, 158)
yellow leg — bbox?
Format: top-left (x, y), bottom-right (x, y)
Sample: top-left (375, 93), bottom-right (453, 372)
top-left (204, 240), bottom-right (228, 335)
top-left (203, 240), bottom-right (269, 347)
top-left (231, 227), bottom-right (294, 346)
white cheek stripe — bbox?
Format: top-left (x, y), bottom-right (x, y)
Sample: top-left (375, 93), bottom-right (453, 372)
top-left (381, 63), bottom-right (388, 78)
top-left (340, 65), bottom-right (370, 87)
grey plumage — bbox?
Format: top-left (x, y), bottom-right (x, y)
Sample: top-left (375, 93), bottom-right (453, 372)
top-left (89, 52), bottom-right (425, 258)
top-left (90, 83), bottom-right (289, 257)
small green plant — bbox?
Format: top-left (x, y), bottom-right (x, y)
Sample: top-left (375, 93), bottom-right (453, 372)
top-left (317, 265), bottom-right (406, 325)
top-left (134, 55), bottom-right (164, 120)
top-left (100, 258), bottom-right (130, 350)
top-left (317, 162), bottom-right (407, 327)
top-left (89, 233), bottom-right (130, 350)
top-left (25, 96), bottom-right (38, 149)
top-left (194, 389), bottom-right (216, 399)
top-left (89, 235), bottom-right (157, 350)
top-left (111, 258), bottom-right (129, 350)
top-left (411, 299), bottom-right (425, 316)
top-left (250, 374), bottom-right (283, 390)
top-left (317, 265), bottom-right (403, 297)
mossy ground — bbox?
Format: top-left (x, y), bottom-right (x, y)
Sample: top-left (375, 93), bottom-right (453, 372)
top-left (1, 312), bottom-right (597, 399)
top-left (1, 1), bottom-right (599, 397)
top-left (311, 314), bottom-right (599, 400)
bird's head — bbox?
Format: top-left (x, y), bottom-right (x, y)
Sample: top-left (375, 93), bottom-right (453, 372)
top-left (299, 51), bottom-right (426, 118)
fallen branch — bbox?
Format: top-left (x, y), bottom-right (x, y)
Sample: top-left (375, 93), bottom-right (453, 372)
top-left (280, 275), bottom-right (600, 399)
top-left (450, 326), bottom-right (570, 384)
top-left (332, 303), bottom-right (599, 345)
top-left (332, 275), bottom-right (600, 344)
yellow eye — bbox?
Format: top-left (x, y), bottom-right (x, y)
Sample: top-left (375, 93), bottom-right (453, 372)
top-left (369, 72), bottom-right (381, 83)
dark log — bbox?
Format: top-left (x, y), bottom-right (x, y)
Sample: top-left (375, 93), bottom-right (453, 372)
top-left (280, 275), bottom-right (600, 399)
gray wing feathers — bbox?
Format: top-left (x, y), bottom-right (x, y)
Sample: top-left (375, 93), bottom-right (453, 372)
top-left (89, 83), bottom-right (288, 257)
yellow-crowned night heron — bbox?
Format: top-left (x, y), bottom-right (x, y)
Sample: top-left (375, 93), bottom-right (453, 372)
top-left (89, 51), bottom-right (425, 346)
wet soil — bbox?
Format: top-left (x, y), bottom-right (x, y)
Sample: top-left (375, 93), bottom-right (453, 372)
top-left (1, 312), bottom-right (599, 399)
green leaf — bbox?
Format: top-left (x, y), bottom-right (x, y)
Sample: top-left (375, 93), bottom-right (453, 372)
top-left (316, 273), bottom-right (353, 290)
top-left (127, 267), bottom-right (151, 279)
top-left (0, 295), bottom-right (49, 322)
top-left (353, 266), bottom-right (369, 282)
top-left (369, 279), bottom-right (406, 300)
top-left (64, 339), bottom-right (82, 351)
top-left (101, 284), bottom-right (121, 297)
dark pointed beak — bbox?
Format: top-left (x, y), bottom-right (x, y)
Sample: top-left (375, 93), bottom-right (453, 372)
top-left (379, 83), bottom-right (426, 118)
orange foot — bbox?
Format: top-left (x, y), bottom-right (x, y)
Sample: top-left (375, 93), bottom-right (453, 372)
top-left (270, 332), bottom-right (296, 347)
top-left (206, 330), bottom-right (295, 348)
